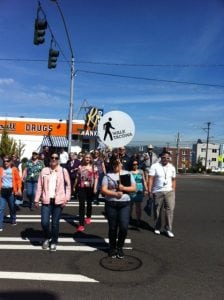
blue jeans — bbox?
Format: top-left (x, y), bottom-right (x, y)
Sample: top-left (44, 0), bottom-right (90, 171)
top-left (0, 191), bottom-right (16, 228)
top-left (41, 201), bottom-right (63, 244)
top-left (105, 201), bottom-right (130, 249)
top-left (26, 181), bottom-right (37, 208)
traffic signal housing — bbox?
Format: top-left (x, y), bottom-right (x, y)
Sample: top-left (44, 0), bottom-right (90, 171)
top-left (48, 48), bottom-right (59, 69)
top-left (33, 18), bottom-right (47, 45)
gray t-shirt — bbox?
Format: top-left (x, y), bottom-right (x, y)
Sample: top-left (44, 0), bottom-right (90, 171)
top-left (102, 170), bottom-right (135, 202)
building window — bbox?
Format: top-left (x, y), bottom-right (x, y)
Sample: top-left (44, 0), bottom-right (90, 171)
top-left (211, 158), bottom-right (216, 161)
top-left (212, 149), bottom-right (217, 153)
top-left (201, 148), bottom-right (206, 152)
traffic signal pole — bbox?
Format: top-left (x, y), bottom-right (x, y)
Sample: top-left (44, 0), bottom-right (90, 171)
top-left (51, 0), bottom-right (74, 153)
top-left (68, 57), bottom-right (75, 154)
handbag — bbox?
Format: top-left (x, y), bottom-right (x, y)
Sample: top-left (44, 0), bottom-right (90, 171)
top-left (144, 196), bottom-right (153, 217)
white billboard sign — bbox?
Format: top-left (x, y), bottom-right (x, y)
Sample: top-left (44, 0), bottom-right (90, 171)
top-left (97, 111), bottom-right (135, 148)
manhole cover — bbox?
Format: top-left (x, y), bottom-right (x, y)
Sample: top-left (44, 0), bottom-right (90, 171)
top-left (100, 255), bottom-right (142, 271)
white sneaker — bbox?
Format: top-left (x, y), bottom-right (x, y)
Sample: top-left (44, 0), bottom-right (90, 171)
top-left (154, 229), bottom-right (160, 235)
top-left (166, 230), bottom-right (174, 238)
top-left (42, 239), bottom-right (50, 250)
top-left (50, 243), bottom-right (57, 251)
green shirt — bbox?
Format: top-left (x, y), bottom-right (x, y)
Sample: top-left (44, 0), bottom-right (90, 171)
top-left (25, 160), bottom-right (44, 182)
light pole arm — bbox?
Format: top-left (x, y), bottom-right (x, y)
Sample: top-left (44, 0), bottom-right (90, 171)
top-left (51, 0), bottom-right (74, 58)
top-left (51, 0), bottom-right (75, 153)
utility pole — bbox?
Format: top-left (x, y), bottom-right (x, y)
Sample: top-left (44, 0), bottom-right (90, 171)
top-left (51, 0), bottom-right (75, 153)
top-left (204, 122), bottom-right (211, 170)
top-left (176, 132), bottom-right (180, 173)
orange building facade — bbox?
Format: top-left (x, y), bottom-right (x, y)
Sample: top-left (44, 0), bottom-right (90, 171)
top-left (0, 117), bottom-right (97, 158)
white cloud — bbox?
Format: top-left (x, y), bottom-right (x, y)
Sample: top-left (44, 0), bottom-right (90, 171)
top-left (0, 78), bottom-right (14, 85)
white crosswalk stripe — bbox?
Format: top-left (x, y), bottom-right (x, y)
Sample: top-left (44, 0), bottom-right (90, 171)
top-left (0, 237), bottom-right (131, 243)
top-left (0, 271), bottom-right (99, 282)
top-left (0, 236), bottom-right (132, 251)
top-left (6, 214), bottom-right (107, 223)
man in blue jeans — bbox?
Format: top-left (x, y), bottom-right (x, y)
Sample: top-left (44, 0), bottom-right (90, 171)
top-left (22, 151), bottom-right (44, 210)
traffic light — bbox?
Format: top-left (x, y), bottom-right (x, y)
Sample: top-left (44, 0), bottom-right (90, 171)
top-left (33, 18), bottom-right (47, 45)
top-left (48, 48), bottom-right (59, 69)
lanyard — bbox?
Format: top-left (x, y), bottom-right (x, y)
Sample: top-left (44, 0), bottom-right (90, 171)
top-left (162, 165), bottom-right (168, 180)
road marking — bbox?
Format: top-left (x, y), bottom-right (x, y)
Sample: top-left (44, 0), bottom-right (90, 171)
top-left (24, 203), bottom-right (105, 207)
top-left (13, 215), bottom-right (105, 218)
top-left (0, 271), bottom-right (98, 282)
top-left (0, 244), bottom-right (132, 251)
top-left (67, 203), bottom-right (105, 207)
top-left (0, 237), bottom-right (131, 243)
top-left (10, 219), bottom-right (107, 223)
top-left (6, 214), bottom-right (107, 223)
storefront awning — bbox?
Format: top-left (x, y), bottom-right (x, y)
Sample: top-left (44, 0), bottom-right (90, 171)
top-left (41, 136), bottom-right (68, 148)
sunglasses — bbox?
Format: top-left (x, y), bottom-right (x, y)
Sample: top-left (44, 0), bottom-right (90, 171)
top-left (161, 157), bottom-right (170, 160)
top-left (3, 160), bottom-right (10, 162)
top-left (51, 156), bottom-right (59, 160)
top-left (132, 163), bottom-right (138, 166)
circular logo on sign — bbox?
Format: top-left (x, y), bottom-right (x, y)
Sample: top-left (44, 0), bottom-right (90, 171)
top-left (97, 111), bottom-right (135, 148)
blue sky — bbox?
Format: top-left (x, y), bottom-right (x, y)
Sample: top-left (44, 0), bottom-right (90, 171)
top-left (0, 0), bottom-right (224, 147)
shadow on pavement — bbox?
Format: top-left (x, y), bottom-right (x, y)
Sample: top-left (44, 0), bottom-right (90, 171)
top-left (0, 291), bottom-right (58, 300)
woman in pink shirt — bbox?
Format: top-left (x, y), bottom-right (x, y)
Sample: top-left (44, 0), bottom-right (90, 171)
top-left (74, 153), bottom-right (98, 232)
top-left (34, 152), bottom-right (71, 251)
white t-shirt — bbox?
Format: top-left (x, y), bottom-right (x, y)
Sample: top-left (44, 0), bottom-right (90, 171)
top-left (149, 162), bottom-right (176, 193)
top-left (49, 170), bottom-right (57, 198)
top-left (102, 170), bottom-right (135, 202)
top-left (60, 151), bottom-right (69, 164)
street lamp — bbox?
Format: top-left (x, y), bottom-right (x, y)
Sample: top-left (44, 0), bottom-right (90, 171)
top-left (50, 0), bottom-right (75, 153)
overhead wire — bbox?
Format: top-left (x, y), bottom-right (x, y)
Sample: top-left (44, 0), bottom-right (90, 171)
top-left (77, 69), bottom-right (224, 89)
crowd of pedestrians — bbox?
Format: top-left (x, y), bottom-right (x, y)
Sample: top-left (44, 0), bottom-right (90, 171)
top-left (0, 144), bottom-right (176, 257)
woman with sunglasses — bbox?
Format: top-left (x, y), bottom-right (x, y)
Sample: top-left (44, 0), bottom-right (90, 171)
top-left (74, 153), bottom-right (99, 232)
top-left (130, 159), bottom-right (148, 226)
top-left (34, 152), bottom-right (71, 251)
top-left (0, 156), bottom-right (22, 231)
top-left (101, 158), bottom-right (136, 259)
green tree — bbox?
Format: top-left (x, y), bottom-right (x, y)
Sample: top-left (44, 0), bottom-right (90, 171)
top-left (194, 156), bottom-right (206, 173)
top-left (0, 128), bottom-right (17, 158)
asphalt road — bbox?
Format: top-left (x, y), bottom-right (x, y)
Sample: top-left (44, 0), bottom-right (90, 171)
top-left (0, 175), bottom-right (223, 300)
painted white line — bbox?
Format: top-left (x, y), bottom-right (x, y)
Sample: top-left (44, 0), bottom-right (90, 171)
top-left (16, 203), bottom-right (105, 207)
top-left (12, 219), bottom-right (107, 223)
top-left (0, 244), bottom-right (132, 251)
top-left (0, 271), bottom-right (98, 282)
top-left (0, 237), bottom-right (131, 243)
top-left (44, 203), bottom-right (104, 207)
top-left (15, 215), bottom-right (105, 218)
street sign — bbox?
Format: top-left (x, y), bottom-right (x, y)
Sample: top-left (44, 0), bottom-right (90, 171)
top-left (97, 111), bottom-right (135, 148)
